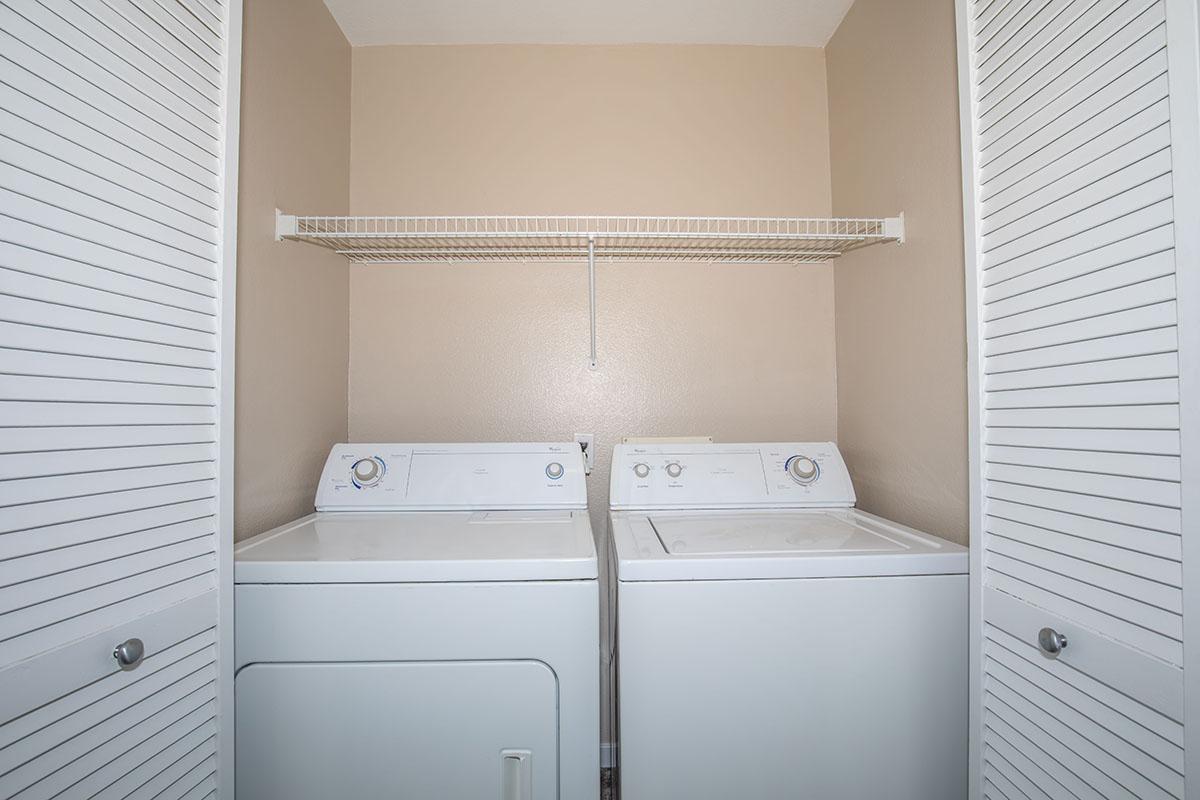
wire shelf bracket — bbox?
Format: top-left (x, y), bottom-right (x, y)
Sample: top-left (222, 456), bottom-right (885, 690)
top-left (274, 210), bottom-right (906, 368)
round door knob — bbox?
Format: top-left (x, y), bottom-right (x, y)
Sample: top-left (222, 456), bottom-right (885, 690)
top-left (546, 462), bottom-right (564, 480)
top-left (665, 463), bottom-right (683, 479)
top-left (633, 463), bottom-right (650, 479)
top-left (351, 457), bottom-right (382, 487)
top-left (113, 638), bottom-right (145, 671)
top-left (786, 455), bottom-right (819, 484)
top-left (1038, 627), bottom-right (1068, 657)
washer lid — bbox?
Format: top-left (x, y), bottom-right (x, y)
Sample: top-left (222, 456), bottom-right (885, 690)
top-left (650, 512), bottom-right (909, 556)
top-left (611, 509), bottom-right (966, 580)
top-left (235, 510), bottom-right (598, 583)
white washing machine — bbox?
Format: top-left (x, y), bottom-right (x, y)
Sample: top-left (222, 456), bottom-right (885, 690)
top-left (235, 443), bottom-right (599, 800)
top-left (610, 442), bottom-right (968, 800)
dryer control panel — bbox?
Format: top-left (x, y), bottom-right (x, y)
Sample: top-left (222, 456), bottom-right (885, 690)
top-left (316, 443), bottom-right (587, 511)
top-left (609, 442), bottom-right (856, 510)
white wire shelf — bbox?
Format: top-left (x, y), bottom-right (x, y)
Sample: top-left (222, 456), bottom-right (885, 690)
top-left (275, 212), bottom-right (905, 264)
top-left (274, 211), bottom-right (906, 370)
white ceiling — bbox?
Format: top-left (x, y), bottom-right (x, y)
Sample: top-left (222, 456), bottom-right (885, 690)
top-left (323, 0), bottom-right (857, 48)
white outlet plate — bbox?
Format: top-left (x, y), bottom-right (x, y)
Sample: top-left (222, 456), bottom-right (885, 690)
top-left (574, 433), bottom-right (594, 474)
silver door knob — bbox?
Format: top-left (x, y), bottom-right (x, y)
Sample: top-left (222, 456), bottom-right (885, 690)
top-left (113, 638), bottom-right (145, 671)
top-left (1037, 627), bottom-right (1067, 657)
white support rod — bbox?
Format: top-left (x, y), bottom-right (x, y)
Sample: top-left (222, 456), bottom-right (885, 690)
top-left (588, 236), bottom-right (597, 370)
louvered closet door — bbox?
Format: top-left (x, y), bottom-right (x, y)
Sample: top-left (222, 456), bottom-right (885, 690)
top-left (0, 1), bottom-right (240, 798)
top-left (958, 0), bottom-right (1200, 798)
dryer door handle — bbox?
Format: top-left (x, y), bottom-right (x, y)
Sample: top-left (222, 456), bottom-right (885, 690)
top-left (501, 749), bottom-right (532, 800)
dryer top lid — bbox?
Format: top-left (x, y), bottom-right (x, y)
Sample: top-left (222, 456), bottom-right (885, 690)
top-left (235, 509), bottom-right (597, 583)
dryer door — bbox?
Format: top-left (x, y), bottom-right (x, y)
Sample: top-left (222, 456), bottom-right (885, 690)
top-left (236, 660), bottom-right (557, 799)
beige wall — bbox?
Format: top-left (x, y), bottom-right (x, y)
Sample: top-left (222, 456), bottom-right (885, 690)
top-left (348, 44), bottom-right (838, 744)
top-left (826, 0), bottom-right (968, 544)
top-left (235, 0), bottom-right (351, 539)
top-left (348, 44), bottom-right (839, 525)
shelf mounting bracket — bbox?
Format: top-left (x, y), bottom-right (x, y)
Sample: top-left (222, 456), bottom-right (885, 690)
top-left (588, 235), bottom-right (598, 370)
top-left (275, 209), bottom-right (297, 242)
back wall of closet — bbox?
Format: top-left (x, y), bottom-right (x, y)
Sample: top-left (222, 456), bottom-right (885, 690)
top-left (346, 43), bottom-right (840, 537)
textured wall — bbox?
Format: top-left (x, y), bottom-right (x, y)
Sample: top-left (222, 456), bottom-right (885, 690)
top-left (235, 0), bottom-right (351, 539)
top-left (348, 44), bottom-right (838, 746)
top-left (348, 44), bottom-right (839, 525)
top-left (826, 0), bottom-right (968, 544)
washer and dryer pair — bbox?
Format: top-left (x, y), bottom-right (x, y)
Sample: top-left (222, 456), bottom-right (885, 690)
top-left (235, 441), bottom-right (967, 799)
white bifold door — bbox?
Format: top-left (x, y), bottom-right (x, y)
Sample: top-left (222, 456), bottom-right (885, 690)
top-left (0, 1), bottom-right (240, 798)
top-left (957, 0), bottom-right (1200, 798)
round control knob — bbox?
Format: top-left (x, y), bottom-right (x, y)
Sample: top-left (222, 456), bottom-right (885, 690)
top-left (351, 457), bottom-right (383, 487)
top-left (786, 455), bottom-right (819, 484)
top-left (665, 462), bottom-right (683, 479)
top-left (546, 462), bottom-right (564, 480)
top-left (633, 463), bottom-right (651, 479)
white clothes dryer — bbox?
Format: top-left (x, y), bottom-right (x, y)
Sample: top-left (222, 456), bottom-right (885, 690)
top-left (235, 443), bottom-right (599, 800)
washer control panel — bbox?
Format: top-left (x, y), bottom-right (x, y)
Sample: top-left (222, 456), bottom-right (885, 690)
top-left (610, 442), bottom-right (855, 510)
top-left (316, 443), bottom-right (587, 511)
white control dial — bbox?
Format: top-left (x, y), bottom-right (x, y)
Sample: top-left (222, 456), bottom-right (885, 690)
top-left (351, 457), bottom-right (385, 488)
top-left (785, 455), bottom-right (819, 485)
top-left (665, 462), bottom-right (683, 479)
top-left (633, 463), bottom-right (651, 479)
top-left (546, 462), bottom-right (564, 480)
